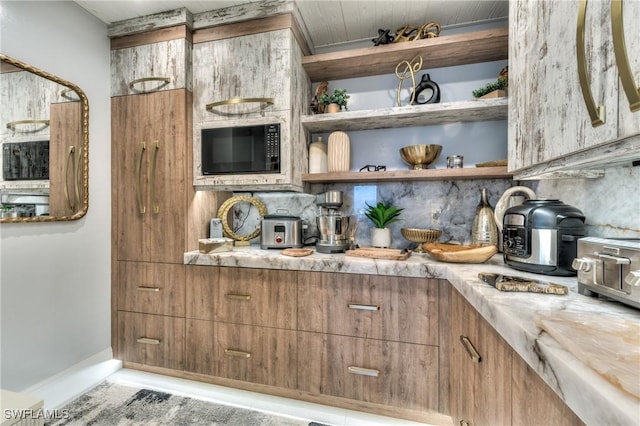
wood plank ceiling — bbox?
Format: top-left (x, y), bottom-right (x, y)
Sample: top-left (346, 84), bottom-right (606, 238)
top-left (75, 0), bottom-right (508, 51)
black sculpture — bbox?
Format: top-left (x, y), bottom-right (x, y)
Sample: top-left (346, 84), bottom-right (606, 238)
top-left (410, 73), bottom-right (441, 104)
top-left (372, 28), bottom-right (394, 46)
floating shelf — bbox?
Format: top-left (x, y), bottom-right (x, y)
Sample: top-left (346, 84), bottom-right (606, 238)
top-left (302, 28), bottom-right (508, 82)
top-left (302, 166), bottom-right (512, 183)
top-left (301, 98), bottom-right (508, 133)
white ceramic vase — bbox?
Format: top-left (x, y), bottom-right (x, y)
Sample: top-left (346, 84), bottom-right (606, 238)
top-left (370, 228), bottom-right (391, 248)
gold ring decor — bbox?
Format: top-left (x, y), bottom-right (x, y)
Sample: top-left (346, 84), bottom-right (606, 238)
top-left (217, 195), bottom-right (268, 243)
top-left (205, 97), bottom-right (275, 113)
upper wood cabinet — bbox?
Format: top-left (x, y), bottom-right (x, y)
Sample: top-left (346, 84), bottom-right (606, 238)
top-left (110, 26), bottom-right (192, 97)
top-left (508, 0), bottom-right (640, 177)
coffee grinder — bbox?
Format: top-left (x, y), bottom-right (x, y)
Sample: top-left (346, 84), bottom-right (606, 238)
top-left (315, 191), bottom-right (352, 254)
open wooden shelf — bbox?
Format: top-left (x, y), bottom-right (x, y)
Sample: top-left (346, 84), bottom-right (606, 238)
top-left (302, 166), bottom-right (512, 183)
top-left (302, 28), bottom-right (508, 82)
top-left (301, 98), bottom-right (508, 133)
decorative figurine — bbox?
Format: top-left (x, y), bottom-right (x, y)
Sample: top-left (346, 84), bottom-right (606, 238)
top-left (392, 22), bottom-right (441, 43)
top-left (395, 55), bottom-right (423, 106)
top-left (310, 81), bottom-right (329, 114)
top-left (372, 28), bottom-right (394, 46)
top-left (410, 73), bottom-right (441, 104)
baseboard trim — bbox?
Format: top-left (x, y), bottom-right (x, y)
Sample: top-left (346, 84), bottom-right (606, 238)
top-left (21, 348), bottom-right (122, 410)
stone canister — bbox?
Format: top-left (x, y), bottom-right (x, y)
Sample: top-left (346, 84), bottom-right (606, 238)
top-left (471, 188), bottom-right (498, 246)
top-left (308, 136), bottom-right (328, 173)
top-left (327, 131), bottom-right (350, 172)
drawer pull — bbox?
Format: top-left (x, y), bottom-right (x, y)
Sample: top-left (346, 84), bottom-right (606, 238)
top-left (224, 349), bottom-right (251, 358)
top-left (137, 286), bottom-right (161, 292)
top-left (348, 366), bottom-right (380, 377)
top-left (460, 336), bottom-right (482, 363)
top-left (347, 303), bottom-right (380, 311)
top-left (136, 337), bottom-right (160, 345)
top-left (225, 293), bottom-right (251, 301)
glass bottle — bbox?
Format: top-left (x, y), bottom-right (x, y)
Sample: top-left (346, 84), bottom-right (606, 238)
top-left (472, 188), bottom-right (498, 245)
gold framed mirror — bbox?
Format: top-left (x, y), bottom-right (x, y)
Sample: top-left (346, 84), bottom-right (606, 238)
top-left (0, 53), bottom-right (89, 222)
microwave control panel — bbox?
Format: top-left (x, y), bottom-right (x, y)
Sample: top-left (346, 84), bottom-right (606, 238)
top-left (266, 124), bottom-right (280, 160)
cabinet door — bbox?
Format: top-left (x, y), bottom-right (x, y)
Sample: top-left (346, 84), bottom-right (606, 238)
top-left (508, 0), bottom-right (618, 171)
top-left (186, 266), bottom-right (297, 329)
top-left (192, 30), bottom-right (292, 123)
top-left (112, 90), bottom-right (189, 263)
top-left (49, 102), bottom-right (83, 216)
top-left (186, 319), bottom-right (297, 389)
top-left (297, 332), bottom-right (438, 411)
top-left (450, 290), bottom-right (511, 426)
top-left (298, 272), bottom-right (439, 345)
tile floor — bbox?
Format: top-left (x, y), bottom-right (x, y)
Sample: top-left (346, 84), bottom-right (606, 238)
top-left (109, 369), bottom-right (434, 426)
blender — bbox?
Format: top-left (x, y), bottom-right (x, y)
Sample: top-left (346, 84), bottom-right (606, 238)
top-left (315, 191), bottom-right (352, 254)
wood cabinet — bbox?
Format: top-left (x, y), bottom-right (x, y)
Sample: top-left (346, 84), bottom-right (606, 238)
top-left (450, 289), bottom-right (584, 426)
top-left (508, 0), bottom-right (640, 177)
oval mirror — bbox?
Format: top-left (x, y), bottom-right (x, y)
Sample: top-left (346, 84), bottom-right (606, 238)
top-left (0, 53), bottom-right (88, 222)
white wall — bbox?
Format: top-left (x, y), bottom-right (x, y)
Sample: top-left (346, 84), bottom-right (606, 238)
top-left (0, 1), bottom-right (111, 391)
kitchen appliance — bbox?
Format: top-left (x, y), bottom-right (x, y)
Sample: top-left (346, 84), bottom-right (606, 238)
top-left (260, 213), bottom-right (303, 249)
top-left (201, 123), bottom-right (280, 175)
top-left (315, 190), bottom-right (352, 254)
top-left (503, 199), bottom-right (586, 276)
top-left (573, 237), bottom-right (640, 309)
top-left (2, 141), bottom-right (49, 180)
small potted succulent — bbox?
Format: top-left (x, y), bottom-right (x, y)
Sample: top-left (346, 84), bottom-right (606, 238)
top-left (364, 201), bottom-right (404, 248)
top-left (318, 88), bottom-right (350, 113)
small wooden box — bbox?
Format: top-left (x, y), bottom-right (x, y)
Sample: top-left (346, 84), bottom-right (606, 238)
top-left (198, 238), bottom-right (234, 253)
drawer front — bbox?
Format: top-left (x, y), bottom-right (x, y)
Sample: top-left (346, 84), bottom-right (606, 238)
top-left (186, 266), bottom-right (297, 329)
top-left (298, 332), bottom-right (438, 411)
top-left (111, 38), bottom-right (191, 97)
top-left (117, 262), bottom-right (185, 317)
top-left (186, 319), bottom-right (297, 389)
top-left (298, 272), bottom-right (438, 345)
top-left (117, 311), bottom-right (184, 370)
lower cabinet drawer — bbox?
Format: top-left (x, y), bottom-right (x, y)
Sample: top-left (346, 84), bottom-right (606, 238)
top-left (117, 311), bottom-right (184, 370)
top-left (185, 319), bottom-right (297, 389)
top-left (298, 332), bottom-right (439, 411)
top-left (117, 261), bottom-right (185, 316)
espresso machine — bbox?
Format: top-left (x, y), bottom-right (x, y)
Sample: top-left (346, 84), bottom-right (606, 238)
top-left (315, 191), bottom-right (352, 254)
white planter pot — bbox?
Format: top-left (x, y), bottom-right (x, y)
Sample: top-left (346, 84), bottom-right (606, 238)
top-left (370, 227), bottom-right (391, 248)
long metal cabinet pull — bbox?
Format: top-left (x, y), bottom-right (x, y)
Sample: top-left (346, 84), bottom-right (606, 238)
top-left (63, 146), bottom-right (75, 212)
top-left (347, 303), bottom-right (380, 311)
top-left (612, 0), bottom-right (640, 111)
top-left (348, 366), bottom-right (380, 377)
top-left (205, 97), bottom-right (275, 113)
top-left (149, 141), bottom-right (159, 214)
top-left (137, 286), bottom-right (161, 292)
top-left (136, 142), bottom-right (146, 214)
top-left (136, 337), bottom-right (160, 345)
top-left (128, 77), bottom-right (171, 93)
top-left (225, 293), bottom-right (251, 301)
top-left (577, 0), bottom-right (606, 126)
top-left (460, 336), bottom-right (482, 363)
top-left (225, 349), bottom-right (251, 358)
top-left (74, 146), bottom-right (82, 211)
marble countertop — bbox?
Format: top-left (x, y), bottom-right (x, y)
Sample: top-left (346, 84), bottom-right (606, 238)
top-left (184, 247), bottom-right (640, 425)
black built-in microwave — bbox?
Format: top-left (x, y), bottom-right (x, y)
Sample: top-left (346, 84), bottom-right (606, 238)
top-left (201, 123), bottom-right (280, 175)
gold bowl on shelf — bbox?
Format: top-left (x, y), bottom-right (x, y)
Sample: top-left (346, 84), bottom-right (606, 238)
top-left (399, 144), bottom-right (443, 170)
top-left (401, 228), bottom-right (441, 253)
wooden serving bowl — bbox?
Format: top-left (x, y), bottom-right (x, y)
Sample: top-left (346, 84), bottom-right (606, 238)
top-left (422, 242), bottom-right (498, 263)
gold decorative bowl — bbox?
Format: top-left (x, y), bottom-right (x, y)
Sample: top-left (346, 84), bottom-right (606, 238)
top-left (399, 144), bottom-right (443, 170)
top-left (401, 228), bottom-right (441, 252)
top-left (422, 243), bottom-right (498, 263)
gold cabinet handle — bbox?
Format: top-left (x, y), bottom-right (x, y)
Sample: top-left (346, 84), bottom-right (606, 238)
top-left (205, 97), bottom-right (275, 113)
top-left (577, 0), bottom-right (606, 126)
top-left (225, 293), bottom-right (251, 301)
top-left (137, 286), bottom-right (161, 292)
top-left (149, 141), bottom-right (159, 214)
top-left (612, 0), bottom-right (640, 111)
top-left (224, 349), bottom-right (251, 358)
top-left (136, 337), bottom-right (160, 345)
top-left (128, 77), bottom-right (171, 93)
top-left (74, 145), bottom-right (82, 212)
top-left (63, 146), bottom-right (76, 212)
top-left (347, 303), bottom-right (380, 311)
top-left (6, 119), bottom-right (50, 132)
top-left (348, 366), bottom-right (380, 377)
top-left (136, 142), bottom-right (146, 214)
top-left (460, 336), bottom-right (482, 363)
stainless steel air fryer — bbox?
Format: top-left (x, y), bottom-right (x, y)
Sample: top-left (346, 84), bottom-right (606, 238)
top-left (502, 199), bottom-right (586, 276)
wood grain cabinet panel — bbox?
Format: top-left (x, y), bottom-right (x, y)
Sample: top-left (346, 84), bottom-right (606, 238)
top-left (117, 311), bottom-right (184, 370)
top-left (186, 266), bottom-right (297, 329)
top-left (186, 319), bottom-right (297, 389)
top-left (116, 261), bottom-right (185, 317)
top-left (297, 332), bottom-right (438, 411)
top-left (297, 272), bottom-right (438, 345)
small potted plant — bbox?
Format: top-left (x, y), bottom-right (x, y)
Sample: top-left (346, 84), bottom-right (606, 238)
top-left (318, 88), bottom-right (350, 113)
top-left (364, 201), bottom-right (404, 248)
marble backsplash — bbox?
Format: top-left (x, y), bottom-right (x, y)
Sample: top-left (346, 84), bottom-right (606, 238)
top-left (229, 165), bottom-right (639, 249)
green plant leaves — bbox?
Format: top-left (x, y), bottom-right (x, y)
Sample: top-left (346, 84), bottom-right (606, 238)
top-left (364, 202), bottom-right (404, 229)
